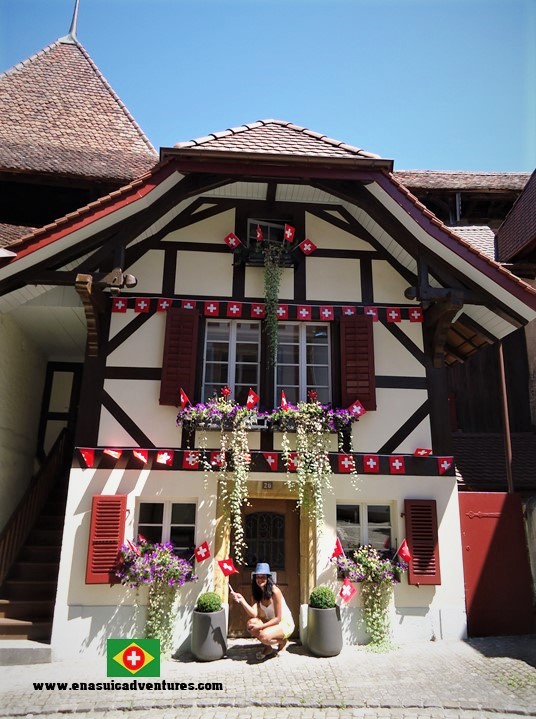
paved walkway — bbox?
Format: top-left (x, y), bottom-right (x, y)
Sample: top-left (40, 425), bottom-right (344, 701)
top-left (0, 636), bottom-right (535, 718)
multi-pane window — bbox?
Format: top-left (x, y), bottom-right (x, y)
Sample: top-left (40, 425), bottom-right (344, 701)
top-left (247, 219), bottom-right (285, 246)
top-left (137, 502), bottom-right (196, 560)
top-left (336, 504), bottom-right (392, 555)
top-left (276, 323), bottom-right (331, 404)
top-left (202, 320), bottom-right (261, 404)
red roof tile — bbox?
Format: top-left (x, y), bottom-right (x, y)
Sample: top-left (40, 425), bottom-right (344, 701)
top-left (394, 170), bottom-right (530, 192)
top-left (0, 223), bottom-right (37, 247)
top-left (449, 226), bottom-right (496, 260)
top-left (173, 120), bottom-right (381, 160)
top-left (496, 170), bottom-right (536, 261)
top-left (0, 37), bottom-right (158, 182)
top-left (454, 433), bottom-right (536, 490)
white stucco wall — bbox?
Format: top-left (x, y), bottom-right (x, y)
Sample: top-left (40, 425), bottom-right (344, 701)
top-left (0, 313), bottom-right (47, 531)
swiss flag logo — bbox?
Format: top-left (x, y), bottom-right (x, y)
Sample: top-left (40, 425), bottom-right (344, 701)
top-left (297, 305), bottom-right (312, 320)
top-left (364, 306), bottom-right (379, 321)
top-left (409, 307), bottom-right (423, 322)
top-left (224, 232), bottom-right (241, 249)
top-left (348, 399), bottom-right (366, 418)
top-left (284, 224), bottom-right (295, 243)
top-left (134, 297), bottom-right (150, 313)
top-left (363, 455), bottom-right (379, 473)
top-left (276, 305), bottom-right (289, 320)
top-left (156, 450), bottom-right (174, 466)
top-left (319, 306), bottom-right (334, 321)
top-left (112, 297), bottom-right (128, 313)
top-left (182, 451), bottom-right (200, 469)
top-left (157, 298), bottom-right (173, 311)
top-left (263, 452), bottom-right (278, 471)
top-left (299, 238), bottom-right (317, 255)
top-left (250, 303), bottom-right (266, 318)
top-left (339, 577), bottom-right (356, 602)
top-left (387, 307), bottom-right (401, 323)
top-left (438, 457), bottom-right (453, 475)
top-left (338, 454), bottom-right (355, 473)
top-left (227, 302), bottom-right (243, 318)
top-left (194, 541), bottom-right (211, 562)
top-left (204, 301), bottom-right (219, 316)
top-left (286, 452), bottom-right (298, 472)
top-left (389, 456), bottom-right (405, 474)
top-left (342, 306), bottom-right (356, 316)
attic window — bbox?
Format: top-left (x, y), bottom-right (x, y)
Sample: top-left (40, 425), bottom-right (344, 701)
top-left (247, 219), bottom-right (286, 247)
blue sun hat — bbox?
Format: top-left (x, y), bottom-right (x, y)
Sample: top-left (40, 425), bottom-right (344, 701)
top-left (254, 562), bottom-right (271, 576)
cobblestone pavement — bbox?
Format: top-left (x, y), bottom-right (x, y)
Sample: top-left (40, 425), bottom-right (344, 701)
top-left (0, 636), bottom-right (535, 719)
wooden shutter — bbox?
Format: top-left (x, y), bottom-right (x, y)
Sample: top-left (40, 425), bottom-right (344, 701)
top-left (340, 314), bottom-right (376, 410)
top-left (404, 499), bottom-right (441, 585)
top-left (86, 495), bottom-right (126, 584)
top-left (160, 308), bottom-right (199, 406)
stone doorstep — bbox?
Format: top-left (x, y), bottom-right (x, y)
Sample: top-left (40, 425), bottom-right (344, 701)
top-left (0, 639), bottom-right (51, 666)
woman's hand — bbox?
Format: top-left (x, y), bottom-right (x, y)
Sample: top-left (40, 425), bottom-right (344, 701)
top-left (232, 592), bottom-right (245, 604)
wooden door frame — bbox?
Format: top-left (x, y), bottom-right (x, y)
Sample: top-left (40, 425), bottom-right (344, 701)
top-left (214, 479), bottom-right (316, 606)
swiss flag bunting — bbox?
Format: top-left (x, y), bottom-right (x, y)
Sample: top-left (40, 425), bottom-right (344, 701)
top-left (263, 452), bottom-right (278, 471)
top-left (250, 303), bottom-right (266, 318)
top-left (103, 448), bottom-right (122, 460)
top-left (389, 456), bottom-right (405, 474)
top-left (332, 537), bottom-right (345, 558)
top-left (79, 448), bottom-right (95, 467)
top-left (339, 577), bottom-right (356, 602)
top-left (299, 238), bottom-right (317, 255)
top-left (297, 305), bottom-right (312, 320)
top-left (183, 450), bottom-right (200, 469)
top-left (224, 232), bottom-right (241, 249)
top-left (338, 454), bottom-right (355, 473)
top-left (134, 297), bottom-right (150, 313)
top-left (342, 306), bottom-right (356, 316)
top-left (319, 306), bottom-right (334, 321)
top-left (364, 306), bottom-right (379, 321)
top-left (218, 558), bottom-right (239, 576)
top-left (227, 302), bottom-right (243, 318)
top-left (286, 452), bottom-right (298, 472)
top-left (276, 305), bottom-right (289, 320)
top-left (284, 224), bottom-right (296, 243)
top-left (181, 299), bottom-right (196, 311)
top-left (414, 447), bottom-right (432, 457)
top-left (363, 454), bottom-right (380, 473)
top-left (157, 298), bottom-right (173, 311)
top-left (210, 450), bottom-right (225, 467)
top-left (409, 307), bottom-right (423, 322)
top-left (438, 456), bottom-right (453, 475)
top-left (111, 297), bottom-right (128, 313)
top-left (156, 450), bottom-right (174, 466)
top-left (387, 307), bottom-right (401, 323)
top-left (133, 449), bottom-right (149, 464)
top-left (204, 301), bottom-right (219, 316)
top-left (246, 388), bottom-right (259, 409)
top-left (348, 399), bottom-right (366, 418)
top-left (194, 541), bottom-right (211, 562)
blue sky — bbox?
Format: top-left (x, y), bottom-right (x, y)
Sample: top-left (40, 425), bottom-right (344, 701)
top-left (1, 0), bottom-right (535, 172)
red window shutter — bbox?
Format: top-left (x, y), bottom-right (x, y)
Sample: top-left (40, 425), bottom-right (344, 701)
top-left (404, 499), bottom-right (441, 585)
top-left (86, 495), bottom-right (126, 584)
top-left (160, 308), bottom-right (199, 406)
top-left (340, 315), bottom-right (376, 410)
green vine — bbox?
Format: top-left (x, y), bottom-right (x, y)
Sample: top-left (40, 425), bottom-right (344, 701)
top-left (263, 242), bottom-right (283, 366)
top-left (145, 582), bottom-right (179, 656)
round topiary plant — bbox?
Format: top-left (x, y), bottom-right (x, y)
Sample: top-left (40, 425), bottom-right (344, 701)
top-left (309, 585), bottom-right (336, 609)
top-left (195, 592), bottom-right (223, 613)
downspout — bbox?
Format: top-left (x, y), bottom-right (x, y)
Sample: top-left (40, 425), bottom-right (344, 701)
top-left (497, 341), bottom-right (514, 493)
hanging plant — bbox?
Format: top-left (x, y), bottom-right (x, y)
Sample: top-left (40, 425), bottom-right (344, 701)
top-left (263, 241), bottom-right (283, 366)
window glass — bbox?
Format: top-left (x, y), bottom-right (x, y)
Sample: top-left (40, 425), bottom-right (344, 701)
top-left (367, 505), bottom-right (392, 552)
top-left (202, 320), bottom-right (260, 401)
top-left (171, 504), bottom-right (196, 524)
top-left (275, 323), bottom-right (331, 404)
top-left (137, 502), bottom-right (196, 561)
top-left (335, 504), bottom-right (392, 556)
top-left (336, 505), bottom-right (360, 553)
top-left (138, 503), bottom-right (163, 524)
top-left (248, 219), bottom-right (285, 246)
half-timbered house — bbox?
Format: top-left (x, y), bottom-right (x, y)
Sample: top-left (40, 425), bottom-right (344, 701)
top-left (1, 118), bottom-right (535, 658)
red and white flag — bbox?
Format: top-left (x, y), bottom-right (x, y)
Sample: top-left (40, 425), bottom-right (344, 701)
top-left (210, 450), bottom-right (225, 468)
top-left (348, 399), bottom-right (366, 418)
top-left (286, 452), bottom-right (298, 472)
top-left (133, 449), bottom-right (148, 464)
top-left (182, 450), bottom-right (200, 469)
top-left (250, 303), bottom-right (265, 318)
top-left (339, 577), bottom-right (356, 603)
top-left (224, 232), bottom-right (241, 249)
top-left (111, 297), bottom-right (128, 313)
top-left (363, 454), bottom-right (380, 473)
top-left (276, 305), bottom-right (289, 320)
top-left (397, 539), bottom-right (412, 563)
top-left (218, 558), bottom-right (239, 576)
top-left (256, 225), bottom-right (263, 242)
top-left (332, 537), bottom-right (345, 558)
top-left (134, 297), bottom-right (150, 313)
top-left (299, 238), bottom-right (317, 255)
top-left (104, 448), bottom-right (122, 460)
top-left (194, 541), bottom-right (211, 562)
top-left (297, 305), bottom-right (312, 320)
top-left (284, 224), bottom-right (295, 243)
top-left (79, 448), bottom-right (95, 467)
top-left (263, 452), bottom-right (278, 471)
top-left (342, 306), bottom-right (356, 316)
top-left (387, 307), bottom-right (401, 323)
top-left (364, 306), bottom-right (379, 321)
top-left (156, 450), bottom-right (174, 466)
top-left (438, 456), bottom-right (453, 475)
top-left (319, 306), bottom-right (334, 321)
top-left (179, 388), bottom-right (190, 409)
top-left (227, 302), bottom-right (243, 318)
top-left (409, 307), bottom-right (423, 322)
top-left (204, 301), bottom-right (220, 316)
top-left (389, 456), bottom-right (405, 474)
top-left (281, 390), bottom-right (289, 409)
top-left (181, 299), bottom-right (196, 311)
top-left (127, 539), bottom-right (141, 555)
top-left (157, 298), bottom-right (173, 311)
top-left (414, 447), bottom-right (432, 457)
top-left (338, 454), bottom-right (355, 473)
top-left (246, 388), bottom-right (259, 409)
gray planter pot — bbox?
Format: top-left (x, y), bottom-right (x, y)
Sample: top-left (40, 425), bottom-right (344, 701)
top-left (307, 605), bottom-right (343, 657)
top-left (190, 608), bottom-right (227, 661)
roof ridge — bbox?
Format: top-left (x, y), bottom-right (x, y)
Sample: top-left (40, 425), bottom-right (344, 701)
top-left (0, 37), bottom-right (63, 80)
top-left (396, 169), bottom-right (531, 176)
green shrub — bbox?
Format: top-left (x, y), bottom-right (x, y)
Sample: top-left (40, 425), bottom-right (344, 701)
top-left (195, 592), bottom-right (222, 613)
top-left (309, 585), bottom-right (336, 609)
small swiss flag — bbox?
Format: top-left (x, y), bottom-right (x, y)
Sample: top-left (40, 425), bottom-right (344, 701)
top-left (280, 391), bottom-right (289, 409)
top-left (299, 238), bottom-right (317, 255)
top-left (224, 232), bottom-right (241, 249)
top-left (250, 303), bottom-right (266, 318)
top-left (227, 302), bottom-right (243, 318)
top-left (194, 541), bottom-right (211, 562)
top-left (438, 456), bottom-right (453, 475)
top-left (276, 305), bottom-right (289, 320)
top-left (364, 306), bottom-right (379, 321)
top-left (79, 448), bottom-right (95, 468)
top-left (218, 558), bottom-right (239, 576)
top-left (246, 388), bottom-right (259, 409)
top-left (397, 539), bottom-right (412, 563)
top-left (210, 450), bottom-right (225, 467)
top-left (389, 456), bottom-right (405, 474)
top-left (363, 454), bottom-right (380, 473)
top-left (319, 306), bottom-right (334, 321)
top-left (339, 577), bottom-right (356, 603)
top-left (284, 224), bottom-right (296, 242)
top-left (111, 297), bottom-right (128, 313)
top-left (414, 447), bottom-right (432, 457)
top-left (263, 452), bottom-right (278, 471)
top-left (104, 448), bottom-right (122, 460)
top-left (348, 399), bottom-right (366, 418)
top-left (338, 454), bottom-right (355, 473)
top-left (179, 388), bottom-right (190, 409)
top-left (134, 297), bottom-right (150, 313)
top-left (297, 305), bottom-right (312, 320)
top-left (256, 225), bottom-right (263, 242)
top-left (133, 449), bottom-right (148, 464)
top-left (332, 537), bottom-right (345, 558)
top-left (204, 301), bottom-right (220, 316)
top-left (157, 298), bottom-right (173, 311)
top-left (181, 299), bottom-right (196, 311)
top-left (286, 452), bottom-right (298, 472)
top-left (342, 306), bottom-right (356, 316)
top-left (156, 450), bottom-right (174, 466)
top-left (387, 307), bottom-right (401, 323)
top-left (182, 450), bottom-right (200, 469)
top-left (409, 307), bottom-right (424, 322)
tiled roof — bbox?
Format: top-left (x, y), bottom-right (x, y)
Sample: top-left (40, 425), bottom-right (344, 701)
top-left (449, 226), bottom-right (496, 260)
top-left (174, 120), bottom-right (381, 160)
top-left (0, 223), bottom-right (36, 247)
top-left (454, 433), bottom-right (536, 490)
top-left (0, 37), bottom-right (158, 182)
top-left (496, 170), bottom-right (536, 262)
top-left (394, 170), bottom-right (530, 192)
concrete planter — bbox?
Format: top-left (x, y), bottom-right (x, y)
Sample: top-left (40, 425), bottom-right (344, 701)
top-left (306, 605), bottom-right (343, 657)
top-left (190, 608), bottom-right (227, 661)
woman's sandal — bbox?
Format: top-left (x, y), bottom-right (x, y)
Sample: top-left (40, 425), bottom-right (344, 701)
top-left (255, 646), bottom-right (275, 660)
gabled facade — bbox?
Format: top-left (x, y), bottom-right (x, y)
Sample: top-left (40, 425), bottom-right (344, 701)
top-left (1, 120), bottom-right (535, 657)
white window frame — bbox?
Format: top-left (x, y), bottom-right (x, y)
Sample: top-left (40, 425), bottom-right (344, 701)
top-left (202, 319), bottom-right (261, 401)
top-left (275, 322), bottom-right (331, 404)
top-left (136, 500), bottom-right (196, 556)
top-left (336, 502), bottom-right (393, 554)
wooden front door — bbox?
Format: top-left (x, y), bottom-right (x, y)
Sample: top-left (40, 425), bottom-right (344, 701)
top-left (458, 492), bottom-right (534, 636)
top-left (228, 498), bottom-right (300, 637)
